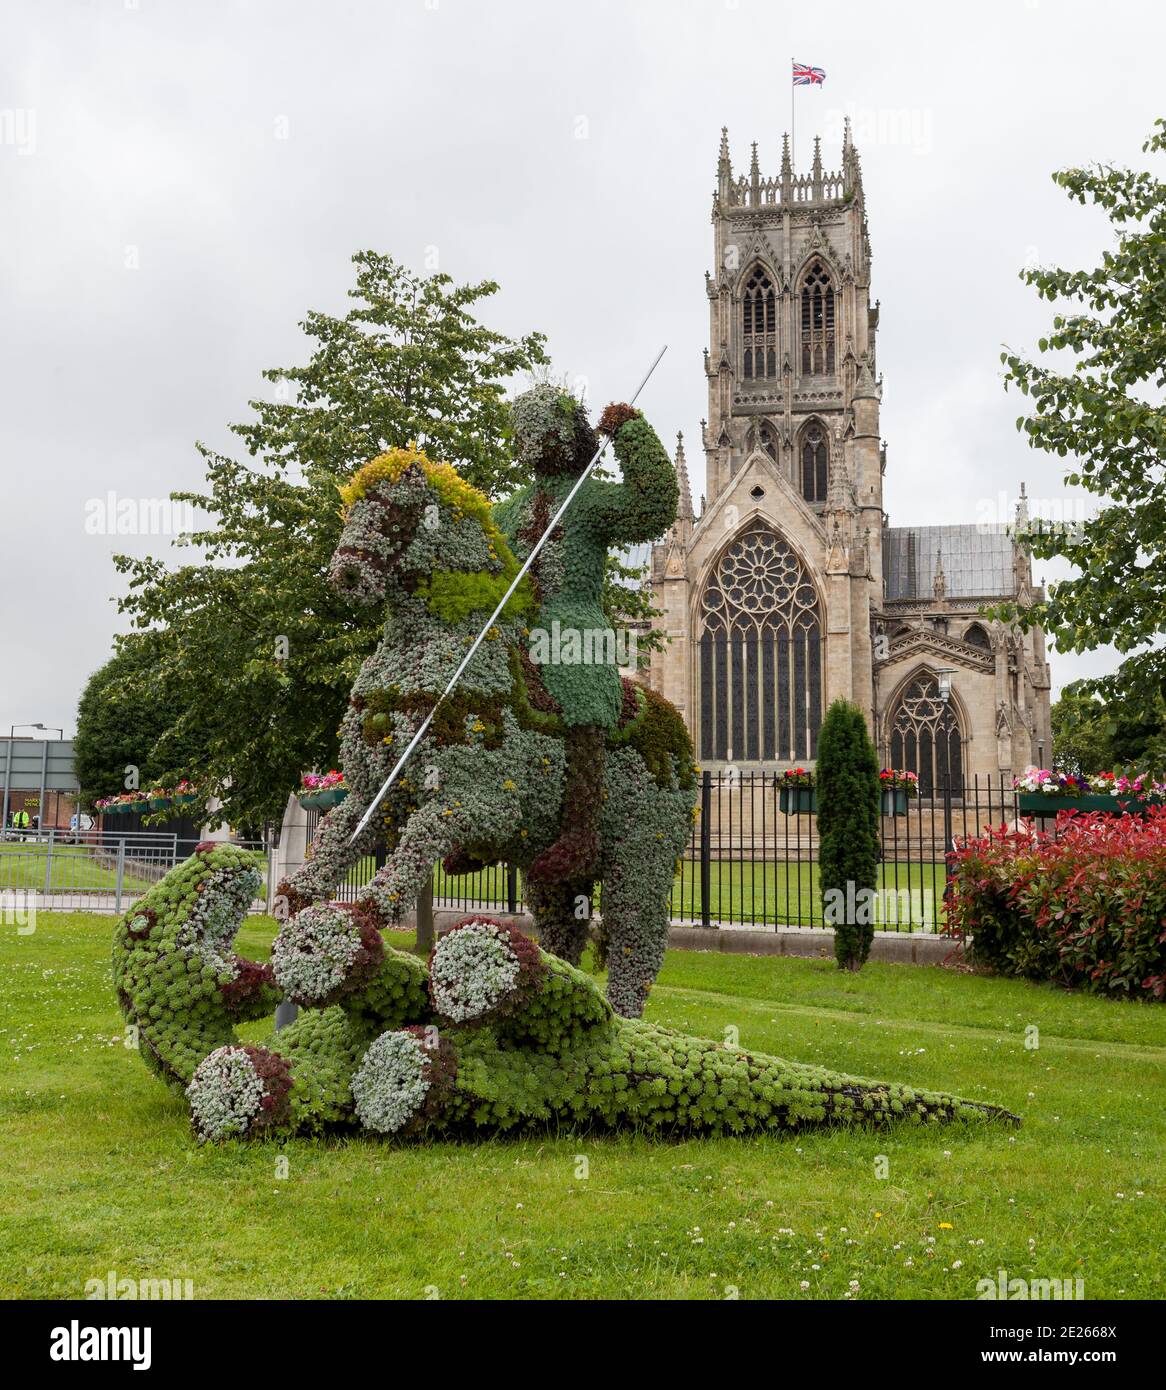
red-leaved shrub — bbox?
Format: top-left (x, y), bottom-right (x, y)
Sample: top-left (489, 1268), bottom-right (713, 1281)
top-left (944, 807), bottom-right (1166, 999)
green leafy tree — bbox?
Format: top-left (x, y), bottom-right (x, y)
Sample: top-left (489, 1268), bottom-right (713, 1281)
top-left (1051, 680), bottom-right (1166, 774)
top-left (816, 699), bottom-right (881, 972)
top-left (1000, 121), bottom-right (1166, 734)
top-left (113, 253), bottom-right (548, 828)
top-left (73, 636), bottom-right (208, 808)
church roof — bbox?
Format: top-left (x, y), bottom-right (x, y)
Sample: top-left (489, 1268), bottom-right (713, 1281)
top-left (883, 524), bottom-right (1014, 601)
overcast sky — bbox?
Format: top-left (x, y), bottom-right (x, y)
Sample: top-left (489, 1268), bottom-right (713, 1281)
top-left (2, 0), bottom-right (1162, 738)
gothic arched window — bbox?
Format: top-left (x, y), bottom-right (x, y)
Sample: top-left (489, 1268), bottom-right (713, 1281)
top-left (964, 623), bottom-right (991, 650)
top-left (800, 260), bottom-right (836, 376)
top-left (759, 421), bottom-right (778, 461)
top-left (887, 675), bottom-right (963, 796)
top-left (699, 525), bottom-right (822, 762)
top-left (800, 422), bottom-right (829, 504)
top-left (741, 265), bottom-right (777, 381)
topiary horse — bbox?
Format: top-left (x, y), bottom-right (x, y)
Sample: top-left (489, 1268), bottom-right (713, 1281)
top-left (276, 441), bottom-right (697, 1018)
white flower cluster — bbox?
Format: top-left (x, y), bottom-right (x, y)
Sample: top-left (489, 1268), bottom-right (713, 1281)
top-left (271, 904), bottom-right (364, 1005)
top-left (351, 1030), bottom-right (431, 1134)
top-left (175, 863), bottom-right (262, 979)
top-left (187, 1046), bottom-right (264, 1141)
top-left (430, 919), bottom-right (520, 1022)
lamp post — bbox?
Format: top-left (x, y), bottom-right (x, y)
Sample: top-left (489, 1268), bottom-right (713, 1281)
top-left (933, 669), bottom-right (956, 885)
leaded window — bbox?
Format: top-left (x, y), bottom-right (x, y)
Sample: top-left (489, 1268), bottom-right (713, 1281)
top-left (699, 525), bottom-right (822, 762)
top-left (887, 676), bottom-right (963, 795)
top-left (801, 423), bottom-right (828, 504)
top-left (742, 265), bottom-right (777, 380)
top-left (800, 260), bottom-right (835, 375)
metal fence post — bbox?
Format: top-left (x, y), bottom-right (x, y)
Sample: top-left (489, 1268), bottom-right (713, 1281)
top-left (43, 829), bottom-right (54, 896)
top-left (700, 769), bottom-right (712, 930)
top-left (506, 863), bottom-right (518, 915)
top-left (114, 838), bottom-right (126, 915)
top-left (943, 774), bottom-right (954, 887)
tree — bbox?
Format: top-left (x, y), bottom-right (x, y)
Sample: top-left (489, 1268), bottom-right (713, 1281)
top-left (73, 636), bottom-right (208, 807)
top-left (1000, 121), bottom-right (1166, 739)
top-left (113, 253), bottom-right (548, 828)
top-left (816, 700), bottom-right (881, 972)
top-left (1051, 680), bottom-right (1166, 774)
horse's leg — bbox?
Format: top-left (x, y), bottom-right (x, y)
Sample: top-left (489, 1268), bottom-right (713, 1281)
top-left (356, 798), bottom-right (475, 927)
top-left (277, 788), bottom-right (381, 916)
top-left (526, 876), bottom-right (593, 965)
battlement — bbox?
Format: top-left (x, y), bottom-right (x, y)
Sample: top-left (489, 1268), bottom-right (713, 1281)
top-left (715, 126), bottom-right (861, 212)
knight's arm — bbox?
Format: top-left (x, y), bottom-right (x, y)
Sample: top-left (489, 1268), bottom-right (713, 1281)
top-left (587, 406), bottom-right (678, 545)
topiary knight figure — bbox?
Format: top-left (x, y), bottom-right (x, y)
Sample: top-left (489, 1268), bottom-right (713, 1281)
top-left (493, 386), bottom-right (678, 883)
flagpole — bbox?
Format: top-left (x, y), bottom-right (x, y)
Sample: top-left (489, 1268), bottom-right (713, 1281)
top-left (346, 343), bottom-right (669, 846)
top-left (790, 57), bottom-right (795, 171)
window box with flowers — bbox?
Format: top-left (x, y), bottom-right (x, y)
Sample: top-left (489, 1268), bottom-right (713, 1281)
top-left (879, 769), bottom-right (918, 816)
top-left (1014, 769), bottom-right (1166, 817)
top-left (778, 768), bottom-right (816, 815)
top-left (298, 771), bottom-right (347, 811)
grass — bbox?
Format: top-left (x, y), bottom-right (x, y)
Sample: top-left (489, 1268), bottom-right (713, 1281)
top-left (2, 911), bottom-right (1165, 1299)
top-left (0, 843), bottom-right (153, 895)
top-left (431, 859), bottom-right (949, 930)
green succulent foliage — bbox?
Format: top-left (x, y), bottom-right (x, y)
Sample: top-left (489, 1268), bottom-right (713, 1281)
top-left (816, 699), bottom-right (881, 972)
top-left (998, 121), bottom-right (1166, 736)
top-left (116, 867), bottom-right (1015, 1141)
top-left (495, 397), bottom-right (678, 728)
top-left (111, 844), bottom-right (279, 1092)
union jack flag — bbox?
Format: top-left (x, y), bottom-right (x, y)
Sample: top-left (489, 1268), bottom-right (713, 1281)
top-left (792, 61), bottom-right (826, 86)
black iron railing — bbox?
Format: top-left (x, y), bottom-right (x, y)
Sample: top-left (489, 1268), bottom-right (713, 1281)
top-left (307, 775), bottom-right (1040, 933)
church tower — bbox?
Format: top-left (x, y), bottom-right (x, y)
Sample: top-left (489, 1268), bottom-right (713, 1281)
top-left (650, 123), bottom-right (884, 764)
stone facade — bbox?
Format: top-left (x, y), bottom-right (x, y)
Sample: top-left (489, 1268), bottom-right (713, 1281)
top-left (646, 125), bottom-right (1052, 790)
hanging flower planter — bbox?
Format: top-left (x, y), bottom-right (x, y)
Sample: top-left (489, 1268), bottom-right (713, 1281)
top-left (173, 793), bottom-right (199, 807)
top-left (1014, 768), bottom-right (1165, 817)
top-left (148, 796), bottom-right (173, 811)
top-left (1017, 793), bottom-right (1152, 816)
top-left (300, 787), bottom-right (348, 811)
top-left (778, 769), bottom-right (815, 815)
top-left (878, 769), bottom-right (917, 816)
top-left (298, 771), bottom-right (347, 811)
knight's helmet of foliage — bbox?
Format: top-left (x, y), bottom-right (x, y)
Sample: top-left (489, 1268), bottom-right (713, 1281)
top-left (328, 445), bottom-right (532, 623)
top-left (510, 383), bottom-right (598, 477)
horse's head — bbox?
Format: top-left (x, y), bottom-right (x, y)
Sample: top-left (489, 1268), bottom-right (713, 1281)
top-left (330, 446), bottom-right (531, 623)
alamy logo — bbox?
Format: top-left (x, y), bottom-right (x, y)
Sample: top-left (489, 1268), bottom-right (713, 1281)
top-left (49, 1320), bottom-right (153, 1370)
top-left (528, 620), bottom-right (637, 668)
top-left (976, 1268), bottom-right (1085, 1300)
top-left (85, 1269), bottom-right (194, 1300)
top-left (83, 492), bottom-right (198, 537)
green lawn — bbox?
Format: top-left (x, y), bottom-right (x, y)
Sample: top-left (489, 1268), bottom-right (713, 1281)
top-left (431, 859), bottom-right (949, 930)
top-left (2, 912), bottom-right (1164, 1299)
top-left (0, 843), bottom-right (154, 895)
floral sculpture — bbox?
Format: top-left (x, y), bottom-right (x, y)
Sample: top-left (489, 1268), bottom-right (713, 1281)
top-left (112, 845), bottom-right (1017, 1141)
top-left (275, 414), bottom-right (694, 1018)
